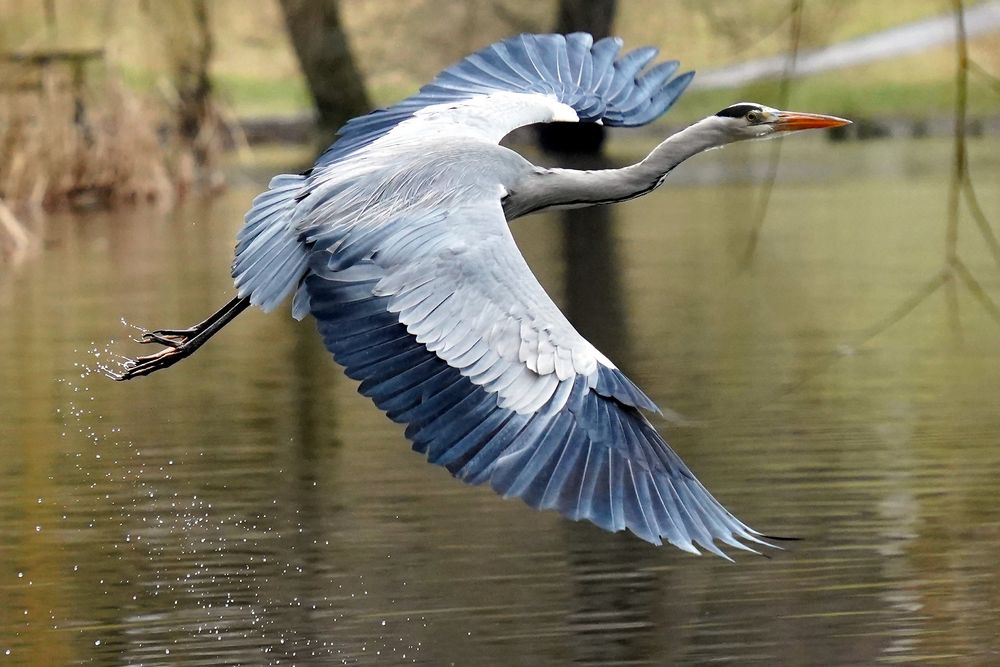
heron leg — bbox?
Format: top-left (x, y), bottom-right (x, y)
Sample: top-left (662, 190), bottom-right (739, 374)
top-left (111, 296), bottom-right (251, 381)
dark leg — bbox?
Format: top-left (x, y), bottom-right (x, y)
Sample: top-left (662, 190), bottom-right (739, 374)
top-left (111, 296), bottom-right (251, 381)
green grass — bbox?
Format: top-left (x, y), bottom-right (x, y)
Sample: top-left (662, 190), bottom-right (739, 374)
top-left (212, 73), bottom-right (313, 117)
top-left (104, 49), bottom-right (999, 125)
top-left (3, 1), bottom-right (997, 122)
top-left (211, 72), bottom-right (984, 125)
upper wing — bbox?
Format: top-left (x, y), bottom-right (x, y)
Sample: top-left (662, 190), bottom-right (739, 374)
top-left (232, 33), bottom-right (694, 312)
top-left (299, 197), bottom-right (768, 556)
top-left (315, 32), bottom-right (695, 167)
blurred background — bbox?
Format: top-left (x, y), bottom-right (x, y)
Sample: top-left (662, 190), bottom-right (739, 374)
top-left (1, 1), bottom-right (999, 664)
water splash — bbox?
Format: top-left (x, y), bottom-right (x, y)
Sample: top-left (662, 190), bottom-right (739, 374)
top-left (50, 338), bottom-right (398, 664)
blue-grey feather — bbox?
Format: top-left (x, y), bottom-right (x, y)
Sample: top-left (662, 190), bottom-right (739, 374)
top-left (422, 402), bottom-right (504, 464)
top-left (608, 453), bottom-right (627, 531)
top-left (594, 365), bottom-right (660, 413)
top-left (376, 365), bottom-right (455, 416)
top-left (335, 331), bottom-right (414, 368)
top-left (360, 356), bottom-right (442, 403)
top-left (448, 338), bottom-right (488, 369)
top-left (648, 478), bottom-right (687, 548)
top-left (515, 34), bottom-right (560, 84)
top-left (538, 432), bottom-right (587, 511)
top-left (605, 46), bottom-right (659, 102)
top-left (319, 293), bottom-right (391, 321)
top-left (578, 446), bottom-right (613, 528)
top-left (471, 409), bottom-right (554, 485)
top-left (589, 37), bottom-right (623, 93)
top-left (563, 32), bottom-right (594, 87)
top-left (355, 349), bottom-right (444, 395)
top-left (388, 373), bottom-right (469, 423)
top-left (614, 60), bottom-right (680, 111)
top-left (627, 70), bottom-right (696, 125)
top-left (275, 32), bottom-right (767, 552)
top-left (661, 476), bottom-right (712, 550)
top-left (461, 54), bottom-right (527, 88)
top-left (431, 408), bottom-right (519, 469)
top-left (505, 415), bottom-right (576, 506)
top-left (451, 413), bottom-right (533, 480)
top-left (311, 33), bottom-right (692, 172)
top-left (410, 389), bottom-right (497, 452)
top-left (309, 266), bottom-right (763, 552)
top-left (628, 469), bottom-right (661, 544)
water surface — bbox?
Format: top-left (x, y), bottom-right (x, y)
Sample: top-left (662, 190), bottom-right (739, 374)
top-left (2, 136), bottom-right (1000, 665)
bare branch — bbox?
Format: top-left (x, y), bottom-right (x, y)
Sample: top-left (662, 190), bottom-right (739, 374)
top-left (968, 59), bottom-right (1000, 95)
top-left (953, 258), bottom-right (1000, 329)
top-left (738, 0), bottom-right (804, 271)
top-left (945, 0), bottom-right (968, 267)
top-left (0, 197), bottom-right (32, 264)
top-left (962, 177), bottom-right (1000, 271)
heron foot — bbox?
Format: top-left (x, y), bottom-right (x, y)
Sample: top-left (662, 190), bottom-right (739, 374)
top-left (109, 296), bottom-right (251, 382)
top-left (111, 326), bottom-right (206, 380)
top-left (138, 328), bottom-right (199, 348)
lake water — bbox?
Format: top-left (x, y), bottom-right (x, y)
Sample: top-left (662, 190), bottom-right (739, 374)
top-left (2, 135), bottom-right (999, 665)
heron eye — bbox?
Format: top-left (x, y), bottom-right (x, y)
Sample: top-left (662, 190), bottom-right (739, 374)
top-left (746, 110), bottom-right (763, 123)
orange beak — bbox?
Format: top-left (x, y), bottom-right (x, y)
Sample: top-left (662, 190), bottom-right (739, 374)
top-left (772, 111), bottom-right (851, 132)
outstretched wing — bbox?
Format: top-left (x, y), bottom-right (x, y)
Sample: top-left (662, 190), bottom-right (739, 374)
top-left (226, 33), bottom-right (762, 554)
top-left (315, 32), bottom-right (694, 167)
top-left (232, 33), bottom-right (694, 312)
top-left (300, 196), bottom-right (768, 556)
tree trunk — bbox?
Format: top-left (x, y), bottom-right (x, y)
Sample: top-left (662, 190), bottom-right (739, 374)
top-left (279, 0), bottom-right (370, 144)
top-left (175, 0), bottom-right (213, 164)
top-left (538, 0), bottom-right (617, 154)
top-left (145, 0), bottom-right (220, 182)
top-left (554, 0), bottom-right (616, 39)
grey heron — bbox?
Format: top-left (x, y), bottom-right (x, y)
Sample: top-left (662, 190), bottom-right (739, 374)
top-left (113, 33), bottom-right (848, 557)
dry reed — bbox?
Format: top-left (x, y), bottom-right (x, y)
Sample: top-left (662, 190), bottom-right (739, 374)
top-left (0, 62), bottom-right (203, 209)
top-left (0, 55), bottom-right (231, 263)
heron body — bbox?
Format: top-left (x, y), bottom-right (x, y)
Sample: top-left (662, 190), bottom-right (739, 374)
top-left (118, 33), bottom-right (849, 557)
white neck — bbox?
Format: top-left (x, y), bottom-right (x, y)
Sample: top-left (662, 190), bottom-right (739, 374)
top-left (504, 116), bottom-right (736, 218)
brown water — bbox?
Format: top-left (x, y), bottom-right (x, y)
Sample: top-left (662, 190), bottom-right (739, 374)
top-left (2, 136), bottom-right (999, 665)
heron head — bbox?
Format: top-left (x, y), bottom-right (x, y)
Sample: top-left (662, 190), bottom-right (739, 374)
top-left (714, 102), bottom-right (851, 141)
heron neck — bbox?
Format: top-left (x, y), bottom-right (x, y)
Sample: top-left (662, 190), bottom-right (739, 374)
top-left (633, 119), bottom-right (729, 185)
top-left (504, 118), bottom-right (728, 218)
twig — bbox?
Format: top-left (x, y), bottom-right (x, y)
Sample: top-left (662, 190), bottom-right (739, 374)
top-left (738, 0), bottom-right (804, 271)
top-left (945, 0), bottom-right (967, 269)
top-left (962, 176), bottom-right (1000, 271)
top-left (968, 59), bottom-right (1000, 96)
top-left (953, 258), bottom-right (1000, 328)
top-left (849, 269), bottom-right (953, 350)
top-left (709, 0), bottom-right (1000, 424)
top-left (0, 197), bottom-right (32, 264)
top-left (712, 270), bottom-right (951, 426)
top-left (941, 0), bottom-right (969, 338)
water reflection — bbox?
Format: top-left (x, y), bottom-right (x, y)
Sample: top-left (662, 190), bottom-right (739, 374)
top-left (1, 136), bottom-right (1000, 664)
top-left (550, 151), bottom-right (664, 665)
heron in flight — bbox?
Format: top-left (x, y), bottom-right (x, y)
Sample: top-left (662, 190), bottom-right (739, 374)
top-left (114, 33), bottom-right (848, 557)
